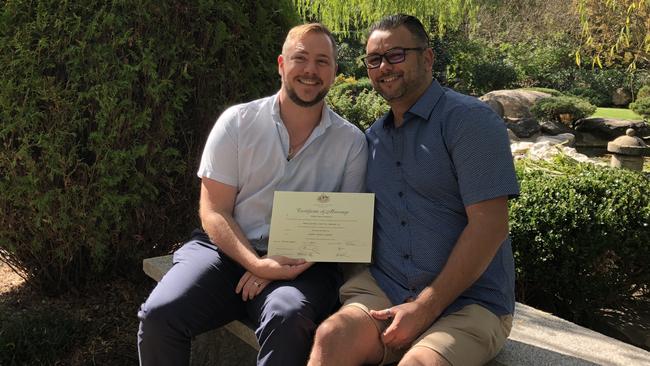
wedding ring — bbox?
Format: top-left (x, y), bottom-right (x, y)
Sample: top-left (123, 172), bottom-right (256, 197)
top-left (253, 281), bottom-right (261, 287)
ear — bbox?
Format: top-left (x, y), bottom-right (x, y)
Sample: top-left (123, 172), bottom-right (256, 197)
top-left (423, 48), bottom-right (434, 72)
top-left (278, 54), bottom-right (284, 76)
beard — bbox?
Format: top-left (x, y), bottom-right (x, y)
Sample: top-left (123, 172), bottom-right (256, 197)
top-left (285, 83), bottom-right (329, 107)
top-left (372, 61), bottom-right (430, 103)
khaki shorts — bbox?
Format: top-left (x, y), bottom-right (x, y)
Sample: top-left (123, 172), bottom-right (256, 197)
top-left (340, 268), bottom-right (512, 366)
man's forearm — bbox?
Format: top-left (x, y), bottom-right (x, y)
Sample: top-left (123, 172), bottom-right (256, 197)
top-left (200, 210), bottom-right (261, 273)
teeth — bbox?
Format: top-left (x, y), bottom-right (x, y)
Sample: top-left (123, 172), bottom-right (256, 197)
top-left (299, 78), bottom-right (319, 85)
top-left (382, 76), bottom-right (399, 82)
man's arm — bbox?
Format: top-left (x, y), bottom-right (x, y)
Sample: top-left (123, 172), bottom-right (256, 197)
top-left (371, 196), bottom-right (510, 347)
top-left (199, 178), bottom-right (310, 281)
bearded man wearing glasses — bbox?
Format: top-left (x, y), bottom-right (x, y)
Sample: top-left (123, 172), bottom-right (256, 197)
top-left (309, 14), bottom-right (519, 366)
top-left (137, 23), bottom-right (367, 366)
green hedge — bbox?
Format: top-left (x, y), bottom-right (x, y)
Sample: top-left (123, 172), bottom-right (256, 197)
top-left (530, 95), bottom-right (596, 127)
top-left (630, 97), bottom-right (650, 120)
top-left (0, 0), bottom-right (297, 294)
top-left (326, 76), bottom-right (388, 131)
top-left (510, 156), bottom-right (650, 322)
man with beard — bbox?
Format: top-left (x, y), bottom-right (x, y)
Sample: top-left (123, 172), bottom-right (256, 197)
top-left (308, 15), bottom-right (519, 366)
top-left (138, 23), bottom-right (367, 366)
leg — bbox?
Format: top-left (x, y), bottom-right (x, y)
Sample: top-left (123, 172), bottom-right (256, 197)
top-left (309, 268), bottom-right (393, 366)
top-left (310, 306), bottom-right (385, 366)
top-left (137, 231), bottom-right (246, 366)
top-left (247, 262), bottom-right (342, 366)
top-left (400, 304), bottom-right (512, 366)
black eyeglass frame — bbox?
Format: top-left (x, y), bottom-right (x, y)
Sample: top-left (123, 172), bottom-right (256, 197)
top-left (361, 47), bottom-right (425, 69)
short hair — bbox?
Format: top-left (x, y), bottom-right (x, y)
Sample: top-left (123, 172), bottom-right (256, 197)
top-left (282, 23), bottom-right (338, 60)
top-left (367, 14), bottom-right (430, 48)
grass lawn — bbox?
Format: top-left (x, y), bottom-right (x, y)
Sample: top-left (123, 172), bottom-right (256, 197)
top-left (591, 107), bottom-right (643, 120)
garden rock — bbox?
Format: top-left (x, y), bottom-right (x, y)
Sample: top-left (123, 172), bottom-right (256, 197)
top-left (574, 118), bottom-right (649, 140)
top-left (612, 88), bottom-right (632, 106)
top-left (505, 116), bottom-right (541, 138)
top-left (480, 89), bottom-right (551, 119)
top-left (482, 98), bottom-right (504, 118)
top-left (539, 120), bottom-right (574, 135)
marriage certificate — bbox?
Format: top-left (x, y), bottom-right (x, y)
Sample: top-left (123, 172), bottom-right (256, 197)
top-left (267, 191), bottom-right (374, 262)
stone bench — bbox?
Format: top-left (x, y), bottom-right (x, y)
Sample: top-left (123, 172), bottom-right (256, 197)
top-left (143, 255), bottom-right (650, 366)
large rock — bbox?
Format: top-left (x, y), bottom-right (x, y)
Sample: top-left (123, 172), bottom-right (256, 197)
top-left (574, 118), bottom-right (649, 140)
top-left (539, 120), bottom-right (574, 136)
top-left (480, 89), bottom-right (551, 119)
top-left (505, 117), bottom-right (541, 138)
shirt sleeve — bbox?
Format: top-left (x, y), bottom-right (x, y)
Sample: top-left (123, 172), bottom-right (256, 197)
top-left (445, 104), bottom-right (519, 207)
top-left (196, 106), bottom-right (239, 187)
top-left (339, 129), bottom-right (368, 193)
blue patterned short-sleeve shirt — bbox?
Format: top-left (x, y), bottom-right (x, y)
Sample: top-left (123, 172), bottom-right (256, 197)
top-left (366, 81), bottom-right (520, 317)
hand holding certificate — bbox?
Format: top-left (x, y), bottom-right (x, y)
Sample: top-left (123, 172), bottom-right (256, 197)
top-left (267, 192), bottom-right (374, 262)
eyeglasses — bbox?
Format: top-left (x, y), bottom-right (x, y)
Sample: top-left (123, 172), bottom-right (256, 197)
top-left (361, 47), bottom-right (425, 69)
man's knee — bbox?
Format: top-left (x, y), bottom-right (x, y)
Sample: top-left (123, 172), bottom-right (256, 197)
top-left (313, 312), bottom-right (349, 344)
top-left (259, 291), bottom-right (316, 337)
top-left (138, 296), bottom-right (182, 335)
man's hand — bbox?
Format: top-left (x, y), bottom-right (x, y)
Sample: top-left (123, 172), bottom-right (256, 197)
top-left (369, 301), bottom-right (437, 349)
top-left (251, 255), bottom-right (313, 280)
top-left (236, 271), bottom-right (271, 301)
top-left (237, 258), bottom-right (314, 301)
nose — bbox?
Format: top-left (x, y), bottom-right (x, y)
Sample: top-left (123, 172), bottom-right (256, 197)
top-left (303, 60), bottom-right (318, 74)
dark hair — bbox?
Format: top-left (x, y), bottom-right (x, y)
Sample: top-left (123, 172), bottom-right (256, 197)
top-left (367, 14), bottom-right (429, 48)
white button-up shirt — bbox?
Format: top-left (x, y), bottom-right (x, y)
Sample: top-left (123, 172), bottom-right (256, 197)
top-left (198, 93), bottom-right (367, 247)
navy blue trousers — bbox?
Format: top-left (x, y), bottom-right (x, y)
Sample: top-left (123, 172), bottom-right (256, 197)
top-left (137, 230), bottom-right (342, 366)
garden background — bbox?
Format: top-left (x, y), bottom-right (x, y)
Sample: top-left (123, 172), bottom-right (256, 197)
top-left (1, 0), bottom-right (648, 364)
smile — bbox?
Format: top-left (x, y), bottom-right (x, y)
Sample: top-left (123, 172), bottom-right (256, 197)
top-left (380, 75), bottom-right (400, 83)
top-left (298, 77), bottom-right (321, 86)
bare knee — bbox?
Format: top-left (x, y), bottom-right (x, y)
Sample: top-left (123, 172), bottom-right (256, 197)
top-left (399, 347), bottom-right (450, 366)
top-left (310, 308), bottom-right (383, 366)
top-left (313, 313), bottom-right (349, 345)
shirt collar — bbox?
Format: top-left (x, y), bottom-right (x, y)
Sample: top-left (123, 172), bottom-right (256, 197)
top-left (271, 92), bottom-right (332, 131)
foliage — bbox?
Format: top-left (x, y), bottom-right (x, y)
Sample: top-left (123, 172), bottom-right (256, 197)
top-left (444, 36), bottom-right (518, 95)
top-left (0, 304), bottom-right (86, 365)
top-left (500, 37), bottom-right (577, 89)
top-left (530, 96), bottom-right (597, 126)
top-left (326, 76), bottom-right (388, 131)
top-left (0, 0), bottom-right (297, 294)
top-left (510, 155), bottom-right (650, 323)
top-left (637, 85), bottom-right (650, 100)
top-left (335, 39), bottom-right (367, 79)
top-left (292, 0), bottom-right (476, 35)
top-left (630, 97), bottom-right (650, 119)
top-left (577, 0), bottom-right (649, 70)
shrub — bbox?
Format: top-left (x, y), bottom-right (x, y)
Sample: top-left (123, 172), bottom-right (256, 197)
top-left (530, 95), bottom-right (596, 127)
top-left (326, 77), bottom-right (388, 131)
top-left (0, 0), bottom-right (297, 294)
top-left (445, 37), bottom-right (519, 95)
top-left (636, 85), bottom-right (650, 100)
top-left (630, 97), bottom-right (650, 120)
top-left (510, 155), bottom-right (650, 323)
top-left (567, 86), bottom-right (610, 106)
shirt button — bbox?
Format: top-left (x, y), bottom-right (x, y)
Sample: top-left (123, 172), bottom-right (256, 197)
top-left (403, 254), bottom-right (410, 259)
top-left (401, 221), bottom-right (407, 226)
top-left (396, 161), bottom-right (401, 167)
top-left (398, 191), bottom-right (404, 197)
